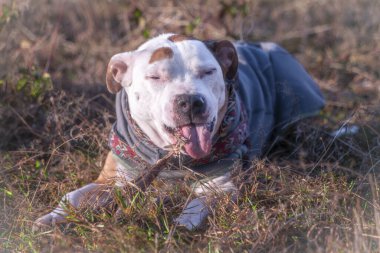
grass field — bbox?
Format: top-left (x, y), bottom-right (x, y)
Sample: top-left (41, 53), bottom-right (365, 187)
top-left (0, 0), bottom-right (379, 252)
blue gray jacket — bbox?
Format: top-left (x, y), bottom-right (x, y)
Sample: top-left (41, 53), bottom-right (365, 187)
top-left (234, 42), bottom-right (324, 158)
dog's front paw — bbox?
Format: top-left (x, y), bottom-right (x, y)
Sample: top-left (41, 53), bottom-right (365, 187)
top-left (174, 197), bottom-right (209, 231)
top-left (32, 211), bottom-right (67, 232)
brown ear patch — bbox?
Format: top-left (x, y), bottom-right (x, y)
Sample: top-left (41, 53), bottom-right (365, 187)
top-left (204, 40), bottom-right (238, 80)
top-left (106, 60), bottom-right (127, 93)
top-left (168, 34), bottom-right (195, 42)
top-left (149, 47), bottom-right (174, 64)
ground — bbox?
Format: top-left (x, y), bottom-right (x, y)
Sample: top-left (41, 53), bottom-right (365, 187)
top-left (0, 0), bottom-right (380, 252)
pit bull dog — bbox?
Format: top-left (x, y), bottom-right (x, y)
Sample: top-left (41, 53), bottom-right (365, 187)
top-left (33, 33), bottom-right (324, 231)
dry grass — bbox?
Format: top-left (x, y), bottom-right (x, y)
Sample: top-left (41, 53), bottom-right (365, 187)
top-left (0, 0), bottom-right (379, 252)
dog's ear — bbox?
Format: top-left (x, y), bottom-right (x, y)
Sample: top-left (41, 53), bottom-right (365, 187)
top-left (106, 52), bottom-right (134, 94)
top-left (204, 40), bottom-right (238, 80)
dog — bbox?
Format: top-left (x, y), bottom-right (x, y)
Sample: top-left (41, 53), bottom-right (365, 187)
top-left (33, 33), bottom-right (325, 231)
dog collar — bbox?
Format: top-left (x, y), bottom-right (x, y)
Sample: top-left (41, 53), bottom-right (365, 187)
top-left (109, 79), bottom-right (249, 168)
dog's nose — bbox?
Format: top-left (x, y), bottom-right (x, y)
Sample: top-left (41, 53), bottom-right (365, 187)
top-left (174, 94), bottom-right (206, 118)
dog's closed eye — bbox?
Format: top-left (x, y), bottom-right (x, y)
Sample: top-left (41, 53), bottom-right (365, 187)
top-left (146, 75), bottom-right (161, 80)
top-left (199, 68), bottom-right (216, 79)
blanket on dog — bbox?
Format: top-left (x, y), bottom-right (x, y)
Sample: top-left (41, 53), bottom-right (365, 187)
top-left (109, 42), bottom-right (325, 176)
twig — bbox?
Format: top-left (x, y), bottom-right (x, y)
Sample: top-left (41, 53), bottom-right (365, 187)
top-left (124, 136), bottom-right (187, 196)
top-left (131, 150), bottom-right (177, 192)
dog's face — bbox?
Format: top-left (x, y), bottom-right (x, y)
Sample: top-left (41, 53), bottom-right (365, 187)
top-left (106, 34), bottom-right (238, 159)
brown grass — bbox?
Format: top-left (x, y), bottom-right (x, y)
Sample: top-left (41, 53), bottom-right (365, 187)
top-left (0, 0), bottom-right (379, 252)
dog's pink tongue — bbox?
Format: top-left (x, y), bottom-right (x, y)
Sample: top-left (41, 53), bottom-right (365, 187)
top-left (180, 124), bottom-right (212, 159)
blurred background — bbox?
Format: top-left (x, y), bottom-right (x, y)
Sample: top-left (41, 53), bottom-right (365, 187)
top-left (1, 0), bottom-right (379, 90)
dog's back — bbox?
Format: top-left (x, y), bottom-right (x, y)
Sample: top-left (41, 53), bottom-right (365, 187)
top-left (234, 42), bottom-right (325, 158)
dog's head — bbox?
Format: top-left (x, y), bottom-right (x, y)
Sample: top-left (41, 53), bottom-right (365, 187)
top-left (106, 34), bottom-right (238, 159)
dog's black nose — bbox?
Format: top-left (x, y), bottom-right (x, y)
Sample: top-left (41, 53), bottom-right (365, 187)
top-left (174, 94), bottom-right (206, 119)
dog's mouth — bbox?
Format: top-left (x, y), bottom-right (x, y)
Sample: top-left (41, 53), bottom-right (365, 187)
top-left (164, 118), bottom-right (215, 159)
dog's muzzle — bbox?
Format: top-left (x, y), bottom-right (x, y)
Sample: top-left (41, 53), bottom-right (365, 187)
top-left (173, 94), bottom-right (207, 125)
top-left (165, 93), bottom-right (214, 159)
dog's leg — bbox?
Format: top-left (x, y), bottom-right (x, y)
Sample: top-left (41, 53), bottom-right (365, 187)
top-left (175, 172), bottom-right (237, 230)
top-left (33, 152), bottom-right (117, 231)
top-left (33, 183), bottom-right (113, 230)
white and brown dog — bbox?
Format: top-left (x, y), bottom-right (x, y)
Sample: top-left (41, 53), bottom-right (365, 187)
top-left (33, 33), bottom-right (324, 231)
